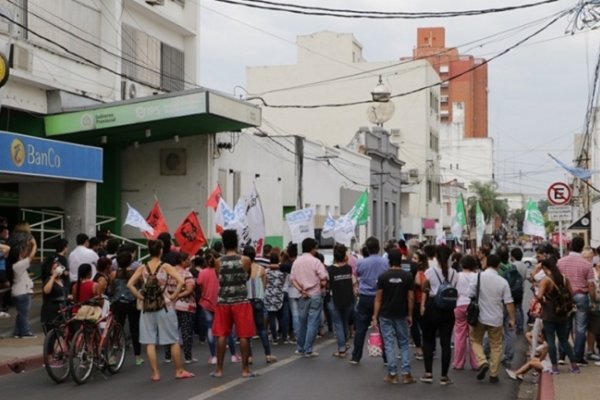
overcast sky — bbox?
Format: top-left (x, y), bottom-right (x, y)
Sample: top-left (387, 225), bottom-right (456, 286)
top-left (198, 0), bottom-right (599, 199)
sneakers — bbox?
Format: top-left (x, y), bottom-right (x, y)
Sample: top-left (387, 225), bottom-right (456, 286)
top-left (420, 375), bottom-right (433, 383)
top-left (576, 359), bottom-right (589, 367)
top-left (415, 353), bottom-right (424, 361)
top-left (558, 359), bottom-right (566, 365)
top-left (164, 358), bottom-right (172, 364)
top-left (569, 364), bottom-right (581, 374)
top-left (231, 354), bottom-right (242, 363)
top-left (595, 361), bottom-right (600, 367)
top-left (294, 350), bottom-right (304, 356)
top-left (384, 374), bottom-right (399, 384)
top-left (477, 363), bottom-right (489, 380)
top-left (304, 352), bottom-right (319, 358)
top-left (505, 369), bottom-right (523, 381)
top-left (208, 356), bottom-right (217, 365)
top-left (587, 353), bottom-right (600, 361)
top-left (550, 365), bottom-right (560, 374)
top-left (348, 358), bottom-right (359, 365)
top-left (184, 358), bottom-right (198, 364)
top-left (440, 377), bottom-right (454, 386)
top-left (135, 357), bottom-right (145, 366)
top-left (402, 373), bottom-right (417, 384)
top-left (20, 333), bottom-right (37, 339)
top-left (0, 311), bottom-right (10, 319)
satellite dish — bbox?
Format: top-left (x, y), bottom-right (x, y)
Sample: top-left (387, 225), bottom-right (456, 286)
top-left (366, 102), bottom-right (395, 125)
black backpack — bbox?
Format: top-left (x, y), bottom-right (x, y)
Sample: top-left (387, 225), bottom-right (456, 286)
top-left (111, 277), bottom-right (136, 304)
top-left (433, 269), bottom-right (458, 311)
top-left (550, 277), bottom-right (575, 317)
top-left (141, 263), bottom-right (166, 313)
top-left (504, 265), bottom-right (524, 304)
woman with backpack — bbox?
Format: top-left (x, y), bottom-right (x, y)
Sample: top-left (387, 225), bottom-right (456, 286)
top-left (127, 240), bottom-right (194, 381)
top-left (536, 258), bottom-right (580, 374)
top-left (111, 251), bottom-right (143, 366)
top-left (420, 244), bottom-right (459, 385)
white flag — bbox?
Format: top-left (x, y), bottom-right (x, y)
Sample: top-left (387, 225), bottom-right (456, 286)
top-left (124, 203), bottom-right (154, 235)
top-left (321, 213), bottom-right (336, 239)
top-left (523, 199), bottom-right (546, 238)
top-left (245, 184), bottom-right (266, 254)
top-left (286, 208), bottom-right (315, 244)
top-left (333, 214), bottom-right (356, 247)
top-left (215, 197), bottom-right (245, 234)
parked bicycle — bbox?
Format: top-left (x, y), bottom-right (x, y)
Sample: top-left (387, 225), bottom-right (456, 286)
top-left (69, 297), bottom-right (126, 384)
top-left (43, 301), bottom-right (78, 383)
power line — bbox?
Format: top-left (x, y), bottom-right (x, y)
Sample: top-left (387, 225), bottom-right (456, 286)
top-left (211, 0), bottom-right (559, 19)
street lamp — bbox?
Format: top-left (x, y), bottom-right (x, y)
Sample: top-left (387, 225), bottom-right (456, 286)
top-left (371, 75), bottom-right (391, 102)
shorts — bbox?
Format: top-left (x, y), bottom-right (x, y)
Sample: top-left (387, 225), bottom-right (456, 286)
top-left (139, 307), bottom-right (180, 345)
top-left (213, 301), bottom-right (255, 338)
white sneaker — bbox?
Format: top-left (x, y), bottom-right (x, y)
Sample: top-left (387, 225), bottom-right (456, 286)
top-left (0, 311), bottom-right (10, 319)
top-left (184, 358), bottom-right (198, 364)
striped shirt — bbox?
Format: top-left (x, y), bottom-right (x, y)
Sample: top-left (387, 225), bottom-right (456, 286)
top-left (557, 252), bottom-right (594, 295)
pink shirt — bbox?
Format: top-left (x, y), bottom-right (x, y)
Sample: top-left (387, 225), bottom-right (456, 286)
top-left (558, 252), bottom-right (594, 295)
top-left (197, 268), bottom-right (219, 312)
top-left (290, 253), bottom-right (328, 297)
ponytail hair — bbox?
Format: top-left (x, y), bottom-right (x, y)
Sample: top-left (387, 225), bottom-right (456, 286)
top-left (75, 263), bottom-right (92, 302)
top-left (435, 244), bottom-right (452, 280)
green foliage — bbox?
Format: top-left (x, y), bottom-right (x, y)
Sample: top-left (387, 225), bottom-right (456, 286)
top-left (513, 208), bottom-right (525, 231)
top-left (467, 181), bottom-right (508, 224)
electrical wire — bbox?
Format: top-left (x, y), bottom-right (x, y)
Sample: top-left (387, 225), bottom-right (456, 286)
top-left (211, 0), bottom-right (559, 19)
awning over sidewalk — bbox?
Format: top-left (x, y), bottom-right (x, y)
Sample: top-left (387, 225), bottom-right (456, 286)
top-left (43, 89), bottom-right (261, 145)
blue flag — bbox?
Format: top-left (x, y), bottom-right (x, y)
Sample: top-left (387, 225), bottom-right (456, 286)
top-left (548, 153), bottom-right (592, 181)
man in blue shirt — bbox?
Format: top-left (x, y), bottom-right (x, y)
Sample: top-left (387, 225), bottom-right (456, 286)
top-left (350, 237), bottom-right (389, 364)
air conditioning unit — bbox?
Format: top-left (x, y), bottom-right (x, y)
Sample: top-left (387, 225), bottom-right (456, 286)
top-left (400, 172), bottom-right (409, 184)
top-left (9, 43), bottom-right (32, 72)
top-left (390, 129), bottom-right (400, 137)
top-left (120, 79), bottom-right (156, 100)
top-left (409, 168), bottom-right (419, 178)
top-left (145, 0), bottom-right (165, 5)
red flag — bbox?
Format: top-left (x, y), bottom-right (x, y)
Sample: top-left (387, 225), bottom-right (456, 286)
top-left (144, 201), bottom-right (170, 240)
top-left (174, 211), bottom-right (207, 255)
top-left (206, 184), bottom-right (222, 210)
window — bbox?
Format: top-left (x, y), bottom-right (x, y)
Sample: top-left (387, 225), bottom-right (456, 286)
top-left (233, 171), bottom-right (241, 204)
top-left (161, 43), bottom-right (185, 91)
top-left (429, 91), bottom-right (439, 114)
top-left (372, 200), bottom-right (378, 235)
top-left (384, 201), bottom-right (389, 235)
top-left (429, 130), bottom-right (439, 152)
top-left (440, 95), bottom-right (449, 103)
top-left (439, 65), bottom-right (449, 74)
top-left (392, 203), bottom-right (397, 237)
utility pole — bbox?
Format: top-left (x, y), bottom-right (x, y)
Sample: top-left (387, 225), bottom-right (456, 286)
top-left (295, 135), bottom-right (304, 211)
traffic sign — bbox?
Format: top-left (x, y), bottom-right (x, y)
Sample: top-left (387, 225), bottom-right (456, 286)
top-left (547, 182), bottom-right (571, 205)
top-left (547, 205), bottom-right (572, 222)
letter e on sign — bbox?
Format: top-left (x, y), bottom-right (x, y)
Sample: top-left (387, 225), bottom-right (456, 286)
top-left (547, 182), bottom-right (571, 206)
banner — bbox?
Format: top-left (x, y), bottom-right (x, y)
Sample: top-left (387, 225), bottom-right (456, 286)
top-left (244, 184), bottom-right (266, 254)
top-left (144, 201), bottom-right (169, 240)
top-left (286, 208), bottom-right (315, 244)
top-left (332, 214), bottom-right (356, 247)
top-left (174, 211), bottom-right (207, 256)
top-left (206, 184), bottom-right (222, 211)
top-left (124, 203), bottom-right (154, 235)
top-left (523, 199), bottom-right (546, 238)
top-left (214, 197), bottom-right (245, 235)
top-left (348, 190), bottom-right (369, 225)
top-left (476, 201), bottom-right (485, 247)
top-left (321, 213), bottom-right (336, 239)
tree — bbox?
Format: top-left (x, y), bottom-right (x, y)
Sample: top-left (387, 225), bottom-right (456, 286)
top-left (467, 181), bottom-right (508, 225)
top-left (538, 199), bottom-right (549, 215)
top-left (513, 208), bottom-right (525, 231)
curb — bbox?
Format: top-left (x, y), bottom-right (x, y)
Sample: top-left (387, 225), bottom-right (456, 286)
top-left (0, 354), bottom-right (44, 376)
top-left (537, 371), bottom-right (554, 400)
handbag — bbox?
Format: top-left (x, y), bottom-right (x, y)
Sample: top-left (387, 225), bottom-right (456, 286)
top-left (467, 272), bottom-right (481, 326)
top-left (367, 328), bottom-right (383, 357)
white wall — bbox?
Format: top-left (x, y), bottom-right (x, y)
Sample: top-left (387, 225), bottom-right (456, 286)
top-left (590, 108), bottom-right (600, 246)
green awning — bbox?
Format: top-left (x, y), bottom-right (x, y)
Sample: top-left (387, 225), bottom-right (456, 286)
top-left (44, 89), bottom-right (261, 145)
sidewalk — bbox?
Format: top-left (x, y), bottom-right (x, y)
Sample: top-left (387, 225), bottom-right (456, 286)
top-left (0, 292), bottom-right (44, 376)
top-left (538, 363), bottom-right (600, 400)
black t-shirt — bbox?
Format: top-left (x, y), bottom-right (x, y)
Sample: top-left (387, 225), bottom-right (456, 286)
top-left (327, 264), bottom-right (354, 308)
top-left (377, 268), bottom-right (414, 319)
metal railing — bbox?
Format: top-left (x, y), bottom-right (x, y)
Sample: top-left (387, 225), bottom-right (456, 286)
top-left (20, 208), bottom-right (64, 261)
top-left (96, 215), bottom-right (148, 261)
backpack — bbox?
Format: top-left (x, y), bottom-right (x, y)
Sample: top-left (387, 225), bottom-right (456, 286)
top-left (111, 277), bottom-right (136, 304)
top-left (549, 277), bottom-right (575, 317)
top-left (503, 264), bottom-right (524, 304)
top-left (141, 263), bottom-right (166, 313)
top-left (432, 269), bottom-right (458, 311)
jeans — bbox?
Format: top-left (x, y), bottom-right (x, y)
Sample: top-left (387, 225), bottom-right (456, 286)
top-left (202, 309), bottom-right (237, 357)
top-left (351, 294), bottom-right (375, 361)
top-left (12, 294), bottom-right (32, 337)
top-left (470, 323), bottom-right (503, 377)
top-left (572, 293), bottom-right (589, 361)
top-left (327, 299), bottom-right (354, 352)
top-left (453, 304), bottom-right (478, 370)
top-left (543, 320), bottom-right (576, 365)
top-left (503, 311), bottom-right (516, 365)
top-left (250, 299), bottom-right (272, 356)
top-left (379, 317), bottom-right (411, 376)
top-left (297, 295), bottom-right (322, 354)
top-left (289, 297), bottom-right (300, 340)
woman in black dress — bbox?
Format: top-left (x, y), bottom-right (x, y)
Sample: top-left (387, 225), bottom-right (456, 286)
top-left (41, 259), bottom-right (67, 334)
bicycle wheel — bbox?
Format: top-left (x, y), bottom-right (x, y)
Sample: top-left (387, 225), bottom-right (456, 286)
top-left (105, 323), bottom-right (126, 374)
top-left (69, 328), bottom-right (94, 385)
top-left (43, 329), bottom-right (70, 383)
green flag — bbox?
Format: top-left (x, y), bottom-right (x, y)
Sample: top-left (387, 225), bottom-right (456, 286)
top-left (476, 201), bottom-right (485, 247)
top-left (451, 193), bottom-right (467, 239)
top-left (349, 190), bottom-right (369, 226)
top-left (523, 199), bottom-right (546, 238)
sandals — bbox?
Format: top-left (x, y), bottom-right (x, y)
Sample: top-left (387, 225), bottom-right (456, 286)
top-left (332, 351), bottom-right (347, 358)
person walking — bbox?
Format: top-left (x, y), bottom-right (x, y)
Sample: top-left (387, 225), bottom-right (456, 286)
top-left (420, 244), bottom-right (458, 385)
top-left (557, 236), bottom-right (596, 365)
top-left (536, 258), bottom-right (581, 374)
top-left (349, 237), bottom-right (389, 364)
top-left (290, 238), bottom-right (328, 357)
top-left (372, 249), bottom-right (416, 384)
top-left (469, 254), bottom-right (516, 383)
top-left (452, 255), bottom-right (479, 371)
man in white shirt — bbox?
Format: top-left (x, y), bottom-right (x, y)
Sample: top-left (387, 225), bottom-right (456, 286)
top-left (68, 233), bottom-right (98, 283)
top-left (469, 254), bottom-right (516, 383)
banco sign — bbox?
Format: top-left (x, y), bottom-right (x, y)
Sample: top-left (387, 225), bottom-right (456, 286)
top-left (11, 138), bottom-right (61, 169)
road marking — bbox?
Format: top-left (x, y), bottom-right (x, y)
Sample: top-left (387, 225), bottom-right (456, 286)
top-left (188, 338), bottom-right (335, 400)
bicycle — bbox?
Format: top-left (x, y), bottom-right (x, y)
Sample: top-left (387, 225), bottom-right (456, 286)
top-left (43, 301), bottom-right (78, 383)
top-left (69, 297), bottom-right (126, 385)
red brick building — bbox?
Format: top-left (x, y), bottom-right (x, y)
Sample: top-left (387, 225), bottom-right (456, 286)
top-left (411, 27), bottom-right (488, 138)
